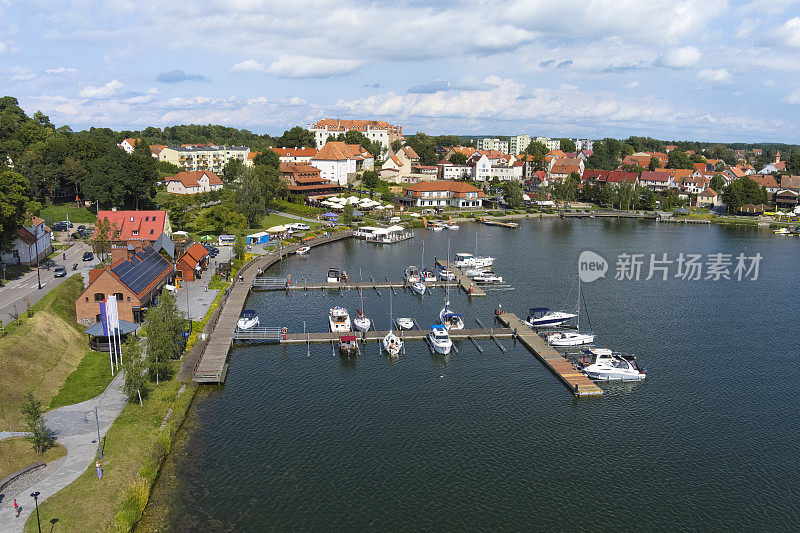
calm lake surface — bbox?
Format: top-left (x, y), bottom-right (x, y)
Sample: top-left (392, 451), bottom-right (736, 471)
top-left (140, 218), bottom-right (800, 531)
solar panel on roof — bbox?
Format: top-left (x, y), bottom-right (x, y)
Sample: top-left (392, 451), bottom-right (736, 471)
top-left (112, 246), bottom-right (171, 295)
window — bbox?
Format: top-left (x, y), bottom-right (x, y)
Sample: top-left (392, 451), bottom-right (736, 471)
top-left (96, 314), bottom-right (102, 323)
top-left (85, 296), bottom-right (89, 302)
top-left (127, 297), bottom-right (130, 302)
top-left (94, 293), bottom-right (104, 302)
top-left (132, 230), bottom-right (139, 236)
top-left (115, 293), bottom-right (123, 301)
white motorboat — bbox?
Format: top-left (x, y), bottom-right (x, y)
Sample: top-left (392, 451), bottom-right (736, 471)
top-left (426, 325), bottom-right (452, 355)
top-left (296, 245), bottom-right (311, 255)
top-left (430, 222), bottom-right (445, 231)
top-left (464, 267), bottom-right (489, 277)
top-left (438, 267), bottom-right (456, 281)
top-left (447, 224), bottom-right (460, 230)
top-left (453, 252), bottom-right (494, 269)
top-left (237, 309), bottom-right (259, 330)
top-left (422, 268), bottom-right (436, 282)
top-left (473, 273), bottom-right (503, 284)
top-left (383, 291), bottom-right (403, 356)
top-left (327, 267), bottom-right (340, 283)
top-left (353, 271), bottom-right (372, 332)
top-left (525, 308), bottom-right (578, 327)
top-left (547, 331), bottom-right (595, 346)
top-left (339, 335), bottom-right (358, 357)
top-left (329, 306), bottom-right (351, 332)
top-left (410, 281), bottom-right (427, 295)
top-left (581, 349), bottom-right (646, 382)
top-left (395, 317), bottom-right (414, 330)
top-left (774, 227), bottom-right (790, 235)
top-left (404, 265), bottom-right (421, 284)
top-left (439, 302), bottom-right (464, 330)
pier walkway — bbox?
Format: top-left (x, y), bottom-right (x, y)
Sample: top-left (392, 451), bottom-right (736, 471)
top-left (192, 231), bottom-right (353, 383)
top-left (434, 260), bottom-right (486, 297)
top-left (278, 327), bottom-right (513, 344)
top-left (496, 312), bottom-right (603, 397)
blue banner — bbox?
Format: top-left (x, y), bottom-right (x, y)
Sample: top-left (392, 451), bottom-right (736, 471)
top-left (99, 301), bottom-right (110, 336)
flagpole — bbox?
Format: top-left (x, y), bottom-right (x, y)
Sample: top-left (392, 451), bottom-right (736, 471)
top-left (101, 300), bottom-right (114, 377)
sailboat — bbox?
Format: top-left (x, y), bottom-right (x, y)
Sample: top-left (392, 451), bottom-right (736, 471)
top-left (546, 276), bottom-right (595, 346)
top-left (439, 238), bottom-right (464, 330)
top-left (421, 240), bottom-right (436, 282)
top-left (382, 290), bottom-right (403, 356)
top-left (353, 270), bottom-right (371, 332)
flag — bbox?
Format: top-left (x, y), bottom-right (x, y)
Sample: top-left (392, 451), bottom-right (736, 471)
top-left (106, 297), bottom-right (120, 333)
top-left (99, 300), bottom-right (109, 336)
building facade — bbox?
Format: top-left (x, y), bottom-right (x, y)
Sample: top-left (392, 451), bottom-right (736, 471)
top-left (165, 170), bottom-right (223, 195)
top-left (307, 119), bottom-right (402, 152)
top-left (477, 138), bottom-right (509, 153)
top-left (508, 134), bottom-right (531, 155)
top-left (399, 181), bottom-right (485, 209)
top-left (156, 145), bottom-right (250, 174)
top-left (280, 162), bottom-right (343, 197)
top-left (0, 217), bottom-right (52, 266)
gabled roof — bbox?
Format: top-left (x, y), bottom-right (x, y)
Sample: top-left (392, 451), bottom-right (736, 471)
top-left (749, 174), bottom-right (779, 189)
top-left (402, 146), bottom-right (419, 159)
top-left (780, 175), bottom-right (800, 190)
top-left (166, 170), bottom-right (223, 188)
top-left (347, 144), bottom-right (373, 159)
top-left (639, 170), bottom-right (670, 182)
top-left (606, 171), bottom-right (638, 183)
top-left (313, 141), bottom-right (356, 161)
top-left (180, 243), bottom-right (209, 266)
top-left (582, 169), bottom-right (609, 181)
top-left (108, 246), bottom-right (172, 297)
top-left (121, 138), bottom-right (141, 146)
top-left (95, 210), bottom-right (167, 241)
top-left (699, 188), bottom-right (717, 197)
top-left (150, 145), bottom-right (166, 155)
top-left (272, 147), bottom-right (317, 158)
top-left (280, 162), bottom-right (321, 174)
top-left (404, 180), bottom-right (485, 198)
top-left (550, 158), bottom-right (582, 175)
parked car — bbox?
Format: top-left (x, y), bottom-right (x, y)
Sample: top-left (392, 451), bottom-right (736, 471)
top-left (70, 228), bottom-right (88, 239)
top-left (77, 225), bottom-right (87, 231)
top-left (82, 251), bottom-right (94, 261)
top-left (52, 221), bottom-right (71, 231)
top-left (53, 265), bottom-right (67, 277)
top-left (289, 223), bottom-right (311, 231)
top-left (202, 244), bottom-right (220, 256)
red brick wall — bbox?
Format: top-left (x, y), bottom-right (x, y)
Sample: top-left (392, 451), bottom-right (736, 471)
top-left (75, 270), bottom-right (141, 326)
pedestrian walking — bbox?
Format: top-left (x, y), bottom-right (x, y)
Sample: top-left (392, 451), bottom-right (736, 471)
top-left (13, 498), bottom-right (19, 517)
top-left (62, 252), bottom-right (66, 260)
top-left (96, 460), bottom-right (103, 478)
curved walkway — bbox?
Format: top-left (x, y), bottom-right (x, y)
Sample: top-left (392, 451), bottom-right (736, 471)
top-left (0, 372), bottom-right (127, 533)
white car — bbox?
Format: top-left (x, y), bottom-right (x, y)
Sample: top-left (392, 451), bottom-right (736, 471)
top-left (289, 223), bottom-right (311, 231)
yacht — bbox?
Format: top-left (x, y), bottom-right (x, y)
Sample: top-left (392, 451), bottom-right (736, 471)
top-left (581, 349), bottom-right (646, 381)
top-left (329, 306), bottom-right (352, 332)
top-left (473, 273), bottom-right (503, 284)
top-left (296, 245), bottom-right (311, 255)
top-left (327, 268), bottom-right (341, 283)
top-left (525, 307), bottom-right (578, 327)
top-left (353, 272), bottom-right (372, 332)
top-left (395, 317), bottom-right (414, 330)
top-left (339, 335), bottom-right (358, 357)
top-left (464, 267), bottom-right (491, 277)
top-left (237, 309), bottom-right (259, 330)
top-left (547, 331), bottom-right (595, 346)
top-left (383, 290), bottom-right (403, 356)
top-left (404, 266), bottom-right (421, 284)
top-left (438, 267), bottom-right (456, 281)
top-left (453, 252), bottom-right (494, 269)
top-left (426, 325), bottom-right (453, 355)
top-left (439, 302), bottom-right (465, 330)
top-left (410, 281), bottom-right (427, 295)
top-left (422, 268), bottom-right (437, 282)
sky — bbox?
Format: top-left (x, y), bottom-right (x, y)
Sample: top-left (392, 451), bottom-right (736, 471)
top-left (3, 0), bottom-right (800, 143)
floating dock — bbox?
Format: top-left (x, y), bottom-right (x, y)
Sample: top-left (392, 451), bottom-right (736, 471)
top-left (495, 312), bottom-right (602, 397)
top-left (481, 218), bottom-right (519, 228)
top-left (434, 260), bottom-right (486, 297)
top-left (278, 327), bottom-right (514, 344)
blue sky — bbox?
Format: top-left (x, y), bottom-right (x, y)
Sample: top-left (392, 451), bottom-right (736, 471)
top-left (3, 0), bottom-right (800, 142)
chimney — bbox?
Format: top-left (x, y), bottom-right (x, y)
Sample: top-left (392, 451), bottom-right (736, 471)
top-left (110, 247), bottom-right (128, 265)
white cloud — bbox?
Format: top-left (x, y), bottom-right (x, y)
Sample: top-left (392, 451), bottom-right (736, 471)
top-left (698, 68), bottom-right (732, 83)
top-left (266, 55), bottom-right (362, 78)
top-left (560, 84), bottom-right (578, 90)
top-left (230, 59), bottom-right (266, 73)
top-left (782, 89), bottom-right (800, 105)
top-left (79, 80), bottom-right (124, 98)
top-left (656, 46), bottom-right (701, 68)
top-left (774, 17), bottom-right (800, 47)
top-left (45, 67), bottom-right (77, 75)
top-left (10, 67), bottom-right (37, 81)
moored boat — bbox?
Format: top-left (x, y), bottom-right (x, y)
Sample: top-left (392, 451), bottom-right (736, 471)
top-left (438, 267), bottom-right (456, 281)
top-left (547, 331), bottom-right (595, 346)
top-left (581, 349), bottom-right (646, 381)
top-left (237, 309), bottom-right (259, 330)
top-left (525, 307), bottom-right (578, 327)
top-left (339, 335), bottom-right (358, 357)
top-left (296, 245), bottom-right (311, 255)
top-left (439, 302), bottom-right (464, 330)
top-left (404, 266), bottom-right (421, 284)
top-left (326, 268), bottom-right (340, 283)
top-left (410, 281), bottom-right (427, 295)
top-left (329, 306), bottom-right (351, 332)
top-left (395, 317), bottom-right (414, 330)
top-left (426, 325), bottom-right (452, 355)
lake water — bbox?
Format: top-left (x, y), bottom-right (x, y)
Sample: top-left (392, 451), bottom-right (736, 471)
top-left (140, 218), bottom-right (800, 531)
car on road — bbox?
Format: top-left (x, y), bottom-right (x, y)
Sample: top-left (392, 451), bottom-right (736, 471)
top-left (52, 221), bottom-right (72, 231)
top-left (202, 244), bottom-right (220, 257)
top-left (77, 225), bottom-right (87, 231)
top-left (82, 251), bottom-right (94, 261)
top-left (53, 265), bottom-right (67, 277)
top-left (70, 228), bottom-right (88, 239)
top-left (288, 223), bottom-right (311, 231)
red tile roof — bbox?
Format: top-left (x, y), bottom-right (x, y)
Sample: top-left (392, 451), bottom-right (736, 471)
top-left (272, 147), bottom-right (317, 157)
top-left (404, 180), bottom-right (485, 198)
top-left (94, 210), bottom-right (167, 242)
top-left (180, 243), bottom-right (209, 267)
top-left (166, 170), bottom-right (222, 188)
top-left (749, 174), bottom-right (779, 189)
top-left (313, 141), bottom-right (356, 161)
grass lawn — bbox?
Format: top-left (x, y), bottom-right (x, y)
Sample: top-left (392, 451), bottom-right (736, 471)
top-left (49, 351), bottom-right (116, 410)
top-left (257, 212), bottom-right (320, 230)
top-left (0, 438), bottom-right (67, 480)
top-left (25, 378), bottom-right (193, 533)
top-left (39, 204), bottom-right (97, 225)
top-left (0, 275), bottom-right (90, 429)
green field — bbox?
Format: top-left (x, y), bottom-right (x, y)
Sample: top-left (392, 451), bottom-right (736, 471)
top-left (0, 438), bottom-right (67, 481)
top-left (49, 351), bottom-right (116, 410)
top-left (39, 204), bottom-right (97, 225)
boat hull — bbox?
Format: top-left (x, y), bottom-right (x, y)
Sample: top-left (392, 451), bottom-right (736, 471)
top-left (426, 336), bottom-right (452, 355)
top-left (237, 317), bottom-right (259, 330)
top-left (353, 317), bottom-right (371, 332)
top-left (548, 333), bottom-right (595, 346)
top-left (584, 370), bottom-right (646, 382)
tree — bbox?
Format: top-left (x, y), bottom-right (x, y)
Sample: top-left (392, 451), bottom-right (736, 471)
top-left (20, 392), bottom-right (55, 455)
top-left (222, 157), bottom-right (244, 182)
top-left (501, 181), bottom-right (524, 208)
top-left (667, 150), bottom-right (693, 169)
top-left (341, 203), bottom-right (354, 225)
top-left (362, 170), bottom-right (379, 189)
top-left (235, 167), bottom-right (267, 227)
top-left (559, 138), bottom-right (576, 152)
top-left (197, 204), bottom-right (247, 234)
top-left (390, 139), bottom-right (403, 153)
top-left (253, 149), bottom-right (280, 169)
top-left (710, 174), bottom-right (726, 192)
top-left (449, 152), bottom-right (467, 165)
top-left (648, 157), bottom-right (661, 171)
top-left (405, 132), bottom-right (437, 165)
top-left (122, 337), bottom-right (148, 405)
top-left (332, 131), bottom-right (383, 160)
top-left (616, 183), bottom-right (635, 210)
top-left (144, 290), bottom-right (184, 383)
top-left (786, 151), bottom-right (800, 175)
top-left (524, 141), bottom-right (548, 157)
top-left (276, 126), bottom-right (315, 149)
top-left (233, 234), bottom-right (245, 260)
top-left (0, 170), bottom-right (35, 253)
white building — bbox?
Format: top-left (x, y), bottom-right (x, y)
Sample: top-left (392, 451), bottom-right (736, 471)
top-left (1, 217), bottom-right (52, 266)
top-left (534, 137), bottom-right (561, 151)
top-left (117, 138), bottom-right (140, 154)
top-left (477, 138), bottom-right (509, 153)
top-left (442, 165), bottom-right (473, 180)
top-left (165, 171), bottom-right (224, 195)
top-left (156, 145), bottom-right (250, 174)
top-left (399, 181), bottom-right (485, 209)
top-left (573, 139), bottom-right (594, 151)
top-left (508, 134), bottom-right (531, 155)
top-left (310, 141), bottom-right (357, 185)
top-left (307, 119), bottom-right (402, 153)
top-left (271, 147), bottom-right (317, 164)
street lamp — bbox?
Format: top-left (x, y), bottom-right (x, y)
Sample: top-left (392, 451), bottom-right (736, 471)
top-left (30, 491), bottom-right (41, 533)
top-left (84, 406), bottom-right (102, 458)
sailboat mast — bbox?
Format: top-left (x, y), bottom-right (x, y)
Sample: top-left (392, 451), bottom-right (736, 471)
top-left (576, 275), bottom-right (581, 331)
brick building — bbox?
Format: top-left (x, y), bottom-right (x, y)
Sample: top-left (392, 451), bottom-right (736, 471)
top-left (280, 162), bottom-right (344, 198)
top-left (176, 243), bottom-right (209, 282)
top-left (93, 210), bottom-right (172, 250)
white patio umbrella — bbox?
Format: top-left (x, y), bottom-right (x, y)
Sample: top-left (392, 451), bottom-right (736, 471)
top-left (266, 225), bottom-right (287, 233)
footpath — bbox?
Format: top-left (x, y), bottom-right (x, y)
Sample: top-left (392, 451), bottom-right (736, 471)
top-left (0, 373), bottom-right (127, 533)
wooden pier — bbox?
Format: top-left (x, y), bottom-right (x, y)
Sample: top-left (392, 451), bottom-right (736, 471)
top-left (252, 279), bottom-right (459, 291)
top-left (495, 312), bottom-right (602, 397)
top-left (434, 260), bottom-right (486, 297)
top-left (192, 231), bottom-right (353, 383)
top-left (279, 327), bottom-right (513, 344)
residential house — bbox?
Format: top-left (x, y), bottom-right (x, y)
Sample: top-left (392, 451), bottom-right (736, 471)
top-left (639, 171), bottom-right (671, 191)
top-left (548, 158), bottom-right (584, 181)
top-left (307, 119), bottom-right (402, 153)
top-left (749, 174), bottom-right (780, 195)
top-left (0, 216), bottom-right (52, 266)
top-left (346, 144), bottom-right (375, 171)
top-left (175, 243), bottom-right (209, 282)
top-left (280, 162), bottom-right (343, 198)
top-left (117, 138), bottom-right (141, 154)
top-left (680, 175), bottom-right (709, 195)
top-left (271, 147), bottom-right (317, 163)
top-left (573, 139), bottom-right (594, 151)
top-left (94, 210), bottom-right (172, 250)
top-left (441, 164), bottom-right (473, 180)
top-left (534, 137), bottom-right (561, 151)
top-left (696, 188), bottom-right (720, 208)
top-left (311, 141), bottom-right (358, 185)
top-left (779, 175), bottom-right (800, 191)
top-left (412, 165), bottom-right (438, 177)
top-left (396, 146), bottom-right (420, 166)
top-left (467, 152), bottom-right (493, 182)
top-left (622, 154), bottom-right (653, 169)
top-left (665, 145), bottom-right (677, 152)
top-left (774, 189), bottom-right (798, 211)
top-left (443, 146), bottom-right (477, 160)
top-left (75, 246), bottom-right (174, 325)
top-left (156, 144), bottom-right (250, 174)
top-left (604, 171), bottom-right (638, 187)
top-left (478, 138), bottom-right (509, 153)
top-left (165, 170), bottom-right (224, 195)
top-left (508, 134), bottom-right (531, 155)
top-left (398, 181), bottom-right (484, 209)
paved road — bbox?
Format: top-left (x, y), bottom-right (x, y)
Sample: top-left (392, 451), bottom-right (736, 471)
top-left (267, 209), bottom-right (321, 224)
top-left (0, 373), bottom-right (127, 533)
top-left (0, 241), bottom-right (98, 323)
